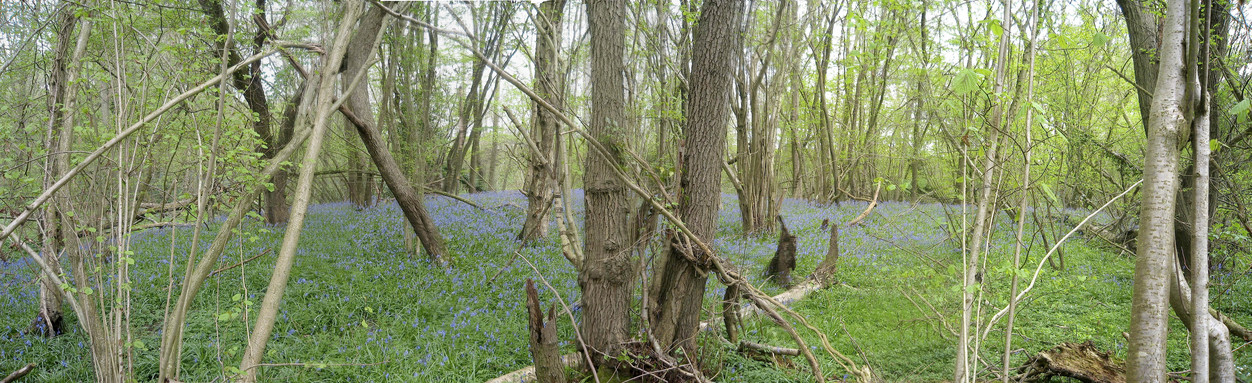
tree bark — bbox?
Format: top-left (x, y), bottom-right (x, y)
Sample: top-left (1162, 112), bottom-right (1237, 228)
top-left (649, 0), bottom-right (746, 354)
top-left (581, 0), bottom-right (634, 361)
top-left (956, 0), bottom-right (1013, 380)
top-left (197, 0), bottom-right (287, 223)
top-left (236, 2), bottom-right (364, 380)
top-left (34, 4), bottom-right (87, 339)
top-left (525, 280), bottom-right (566, 383)
top-left (1125, 0), bottom-right (1188, 379)
top-left (1114, 0), bottom-right (1160, 134)
top-left (341, 100), bottom-right (449, 265)
top-left (519, 0), bottom-right (567, 243)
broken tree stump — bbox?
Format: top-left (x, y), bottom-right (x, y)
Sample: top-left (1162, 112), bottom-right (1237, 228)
top-left (525, 279), bottom-right (566, 383)
top-left (764, 216), bottom-right (798, 287)
top-left (1017, 341), bottom-right (1125, 383)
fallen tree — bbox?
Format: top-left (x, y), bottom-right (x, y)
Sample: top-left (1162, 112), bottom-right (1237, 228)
top-left (1016, 341), bottom-right (1125, 383)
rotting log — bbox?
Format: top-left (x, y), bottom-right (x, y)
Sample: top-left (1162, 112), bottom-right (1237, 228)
top-left (1016, 341), bottom-right (1125, 383)
top-left (705, 224), bottom-right (843, 332)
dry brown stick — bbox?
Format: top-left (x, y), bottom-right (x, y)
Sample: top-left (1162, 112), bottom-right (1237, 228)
top-left (846, 181), bottom-right (881, 227)
top-left (2, 363), bottom-right (35, 383)
top-left (747, 293), bottom-right (824, 382)
top-left (208, 249), bottom-right (273, 277)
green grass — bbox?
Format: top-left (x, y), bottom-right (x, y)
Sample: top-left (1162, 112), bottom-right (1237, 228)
top-left (2, 192), bottom-right (1249, 382)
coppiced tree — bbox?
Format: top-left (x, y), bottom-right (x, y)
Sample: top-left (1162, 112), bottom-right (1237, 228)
top-left (649, 0), bottom-right (746, 353)
top-left (519, 0), bottom-right (568, 243)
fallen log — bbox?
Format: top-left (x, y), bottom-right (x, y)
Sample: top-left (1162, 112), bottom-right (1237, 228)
top-left (2, 363), bottom-right (35, 383)
top-left (739, 341), bottom-right (800, 356)
top-left (483, 354), bottom-right (584, 383)
top-left (1016, 341), bottom-right (1125, 383)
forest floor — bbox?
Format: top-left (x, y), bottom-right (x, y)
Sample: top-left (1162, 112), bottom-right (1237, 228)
top-left (2, 191), bottom-right (1249, 382)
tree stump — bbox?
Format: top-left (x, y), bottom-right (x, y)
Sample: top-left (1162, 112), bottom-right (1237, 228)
top-left (1017, 341), bottom-right (1126, 383)
top-left (525, 280), bottom-right (566, 383)
top-left (764, 216), bottom-right (797, 287)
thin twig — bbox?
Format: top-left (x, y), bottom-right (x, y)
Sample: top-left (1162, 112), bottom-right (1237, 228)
top-left (208, 249), bottom-right (272, 277)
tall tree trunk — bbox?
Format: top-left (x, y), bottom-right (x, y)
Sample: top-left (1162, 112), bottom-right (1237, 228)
top-left (338, 4), bottom-right (387, 209)
top-left (810, 8), bottom-right (837, 202)
top-left (35, 4), bottom-right (89, 339)
top-left (649, 0), bottom-right (745, 353)
top-left (1115, 0), bottom-right (1161, 133)
top-left (910, 2), bottom-right (928, 201)
top-left (955, 0), bottom-right (1013, 380)
top-left (339, 3), bottom-right (448, 265)
top-left (519, 0), bottom-right (567, 243)
top-left (237, 2), bottom-right (365, 380)
top-left (581, 0), bottom-right (634, 361)
top-left (1125, 0), bottom-right (1188, 379)
top-left (197, 0), bottom-right (287, 222)
top-left (738, 1), bottom-right (786, 235)
top-left (443, 3), bottom-right (513, 194)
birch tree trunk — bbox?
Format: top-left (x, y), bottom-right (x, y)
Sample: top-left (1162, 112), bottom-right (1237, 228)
top-left (1125, 0), bottom-right (1188, 379)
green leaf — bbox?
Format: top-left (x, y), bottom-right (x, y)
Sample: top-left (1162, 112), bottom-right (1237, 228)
top-left (132, 340), bottom-right (146, 350)
top-left (232, 293), bottom-right (242, 302)
top-left (1030, 101), bottom-right (1046, 115)
top-left (1091, 32), bottom-right (1109, 47)
top-left (82, 287), bottom-right (94, 295)
top-left (887, 184), bottom-right (897, 191)
top-left (1040, 183), bottom-right (1059, 205)
top-left (1229, 99), bottom-right (1250, 116)
top-left (1210, 139), bottom-right (1221, 154)
top-left (218, 312), bottom-right (232, 321)
top-left (952, 68), bottom-right (981, 96)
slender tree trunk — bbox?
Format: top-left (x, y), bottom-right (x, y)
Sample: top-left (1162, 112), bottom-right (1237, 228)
top-left (1125, 0), bottom-right (1188, 379)
top-left (197, 0), bottom-right (288, 222)
top-left (649, 0), bottom-right (745, 353)
top-left (237, 2), bottom-right (364, 380)
top-left (1002, 2), bottom-right (1041, 379)
top-left (811, 9), bottom-right (836, 202)
top-left (955, 0), bottom-right (1013, 380)
top-left (338, 3), bottom-right (448, 265)
top-left (581, 0), bottom-right (634, 361)
top-left (35, 4), bottom-right (89, 339)
top-left (519, 0), bottom-right (567, 243)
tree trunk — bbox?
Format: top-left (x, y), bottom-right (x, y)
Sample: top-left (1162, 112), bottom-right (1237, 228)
top-left (197, 0), bottom-right (288, 223)
top-left (1125, 0), bottom-right (1187, 379)
top-left (237, 2), bottom-right (365, 380)
top-left (34, 4), bottom-right (89, 339)
top-left (519, 0), bottom-right (567, 243)
top-left (649, 0), bottom-right (745, 354)
top-left (1114, 0), bottom-right (1160, 134)
top-left (955, 0), bottom-right (1013, 380)
top-left (581, 0), bottom-right (634, 361)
